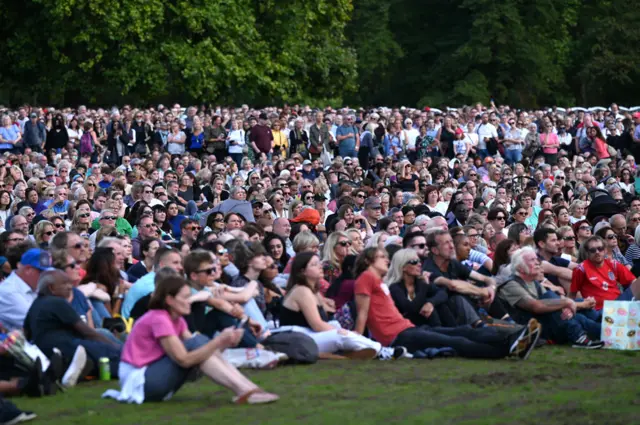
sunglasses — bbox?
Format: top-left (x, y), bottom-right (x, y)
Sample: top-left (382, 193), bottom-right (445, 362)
top-left (587, 246), bottom-right (604, 253)
top-left (187, 226), bottom-right (201, 231)
top-left (606, 234), bottom-right (618, 240)
top-left (196, 267), bottom-right (215, 275)
top-left (54, 223), bottom-right (65, 229)
top-left (78, 213), bottom-right (90, 218)
top-left (142, 224), bottom-right (158, 229)
top-left (70, 242), bottom-right (84, 249)
top-left (406, 259), bottom-right (421, 266)
top-left (64, 262), bottom-right (78, 270)
top-left (579, 226), bottom-right (591, 231)
top-left (356, 194), bottom-right (366, 199)
top-left (213, 218), bottom-right (224, 223)
top-left (563, 236), bottom-right (575, 241)
top-left (410, 243), bottom-right (426, 249)
top-left (101, 215), bottom-right (116, 220)
top-left (494, 216), bottom-right (506, 221)
top-left (43, 231), bottom-right (54, 236)
top-left (217, 248), bottom-right (228, 255)
top-left (337, 241), bottom-right (352, 247)
top-left (154, 192), bottom-right (166, 197)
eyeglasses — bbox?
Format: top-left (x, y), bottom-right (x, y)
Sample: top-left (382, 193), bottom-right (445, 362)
top-left (187, 226), bottom-right (201, 231)
top-left (579, 226), bottom-right (591, 231)
top-left (606, 234), bottom-right (618, 240)
top-left (213, 218), bottom-right (224, 223)
top-left (631, 217), bottom-right (640, 222)
top-left (467, 233), bottom-right (479, 238)
top-left (469, 173), bottom-right (477, 177)
top-left (196, 267), bottom-right (215, 275)
top-left (516, 211), bottom-right (527, 216)
top-left (142, 223), bottom-right (158, 229)
top-left (563, 236), bottom-right (575, 241)
top-left (587, 246), bottom-right (604, 254)
top-left (337, 241), bottom-right (352, 247)
top-left (407, 259), bottom-right (421, 266)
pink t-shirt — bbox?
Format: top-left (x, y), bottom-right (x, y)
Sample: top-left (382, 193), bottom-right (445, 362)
top-left (121, 309), bottom-right (188, 368)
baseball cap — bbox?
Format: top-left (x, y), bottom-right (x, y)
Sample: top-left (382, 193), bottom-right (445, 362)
top-left (20, 249), bottom-right (56, 271)
top-left (633, 112), bottom-right (640, 119)
top-left (259, 112), bottom-right (268, 120)
top-left (29, 112), bottom-right (37, 118)
top-left (302, 160), bottom-right (312, 166)
top-left (364, 196), bottom-right (382, 209)
top-left (45, 166), bottom-right (55, 177)
top-left (313, 194), bottom-right (327, 202)
top-left (251, 199), bottom-right (264, 208)
top-left (484, 157), bottom-right (494, 164)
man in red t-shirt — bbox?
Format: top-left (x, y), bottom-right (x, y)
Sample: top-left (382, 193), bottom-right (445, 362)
top-left (353, 248), bottom-right (539, 359)
top-left (249, 113), bottom-right (274, 156)
top-left (570, 236), bottom-right (640, 310)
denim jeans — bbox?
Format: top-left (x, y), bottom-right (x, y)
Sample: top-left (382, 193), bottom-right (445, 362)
top-left (185, 200), bottom-right (198, 217)
top-left (243, 298), bottom-right (268, 333)
top-left (504, 149), bottom-right (522, 166)
top-left (90, 299), bottom-right (112, 328)
top-left (143, 334), bottom-right (209, 402)
top-left (338, 143), bottom-right (356, 159)
top-left (477, 148), bottom-right (489, 160)
top-left (536, 291), bottom-right (601, 343)
top-left (230, 153), bottom-right (243, 168)
top-left (71, 338), bottom-right (122, 377)
top-left (392, 324), bottom-right (517, 359)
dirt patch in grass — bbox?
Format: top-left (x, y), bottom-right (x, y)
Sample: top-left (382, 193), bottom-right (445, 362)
top-left (466, 372), bottom-right (558, 387)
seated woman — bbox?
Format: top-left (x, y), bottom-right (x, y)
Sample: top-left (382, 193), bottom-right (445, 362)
top-left (386, 249), bottom-right (457, 327)
top-left (25, 270), bottom-right (121, 386)
top-left (276, 252), bottom-right (407, 360)
top-left (78, 248), bottom-right (122, 327)
top-left (105, 274), bottom-right (278, 405)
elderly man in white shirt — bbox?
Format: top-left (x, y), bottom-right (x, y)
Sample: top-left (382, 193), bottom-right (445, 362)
top-left (0, 249), bottom-right (53, 330)
top-left (475, 113), bottom-right (498, 160)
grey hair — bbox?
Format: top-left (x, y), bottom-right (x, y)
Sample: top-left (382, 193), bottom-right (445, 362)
top-left (384, 248), bottom-right (420, 285)
top-left (482, 187), bottom-right (496, 203)
top-left (37, 270), bottom-right (67, 296)
top-left (414, 215), bottom-right (430, 226)
top-left (511, 246), bottom-right (537, 276)
top-left (366, 231), bottom-right (389, 249)
top-left (98, 237), bottom-right (121, 249)
top-left (18, 206), bottom-right (34, 217)
top-left (292, 231), bottom-right (320, 252)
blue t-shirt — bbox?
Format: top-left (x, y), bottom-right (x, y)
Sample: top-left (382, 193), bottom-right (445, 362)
top-left (70, 288), bottom-right (91, 320)
top-left (0, 125), bottom-right (20, 150)
top-left (121, 272), bottom-right (156, 319)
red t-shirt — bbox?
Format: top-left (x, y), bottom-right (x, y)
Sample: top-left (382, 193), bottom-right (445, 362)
top-left (354, 270), bottom-right (413, 346)
top-left (570, 259), bottom-right (635, 310)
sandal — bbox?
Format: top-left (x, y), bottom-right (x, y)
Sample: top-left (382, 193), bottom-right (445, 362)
top-left (233, 388), bottom-right (280, 405)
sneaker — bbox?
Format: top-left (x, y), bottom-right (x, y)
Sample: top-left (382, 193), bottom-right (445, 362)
top-left (509, 319), bottom-right (541, 360)
top-left (1, 408), bottom-right (37, 425)
top-left (62, 346), bottom-right (87, 388)
top-left (572, 335), bottom-right (604, 349)
top-left (376, 347), bottom-right (401, 360)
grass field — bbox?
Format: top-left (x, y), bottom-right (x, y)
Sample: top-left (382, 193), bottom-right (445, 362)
top-left (17, 347), bottom-right (640, 425)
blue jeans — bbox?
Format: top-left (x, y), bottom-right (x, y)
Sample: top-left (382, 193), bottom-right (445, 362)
top-left (338, 143), bottom-right (356, 159)
top-left (71, 338), bottom-right (122, 378)
top-left (478, 148), bottom-right (489, 160)
top-left (536, 291), bottom-right (601, 343)
top-left (143, 334), bottom-right (208, 402)
top-left (243, 298), bottom-right (268, 333)
top-left (185, 200), bottom-right (198, 217)
top-left (230, 153), bottom-right (243, 168)
top-left (504, 149), bottom-right (522, 166)
top-left (90, 299), bottom-right (112, 328)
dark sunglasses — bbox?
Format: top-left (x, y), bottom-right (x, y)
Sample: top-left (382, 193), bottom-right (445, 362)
top-left (337, 241), bottom-right (352, 247)
top-left (196, 267), bottom-right (215, 275)
top-left (587, 246), bottom-right (604, 253)
top-left (411, 243), bottom-right (426, 249)
top-left (406, 259), bottom-right (421, 266)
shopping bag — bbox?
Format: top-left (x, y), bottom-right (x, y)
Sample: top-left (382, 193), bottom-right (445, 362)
top-left (601, 300), bottom-right (640, 350)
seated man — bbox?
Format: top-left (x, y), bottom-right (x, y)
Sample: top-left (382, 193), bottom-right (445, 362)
top-left (570, 235), bottom-right (640, 310)
top-left (423, 229), bottom-right (511, 323)
top-left (121, 247), bottom-right (184, 319)
top-left (184, 250), bottom-right (262, 347)
top-left (534, 228), bottom-right (577, 292)
top-left (25, 270), bottom-right (122, 383)
top-left (498, 247), bottom-right (603, 349)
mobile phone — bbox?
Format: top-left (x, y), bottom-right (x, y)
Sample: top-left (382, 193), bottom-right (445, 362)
top-left (236, 317), bottom-right (248, 329)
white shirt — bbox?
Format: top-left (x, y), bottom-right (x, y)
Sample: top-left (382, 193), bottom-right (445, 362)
top-left (0, 271), bottom-right (37, 330)
top-left (405, 128), bottom-right (419, 149)
top-left (227, 129), bottom-right (245, 154)
top-left (475, 123), bottom-right (498, 149)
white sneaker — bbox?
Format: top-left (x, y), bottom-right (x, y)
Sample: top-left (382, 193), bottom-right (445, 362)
top-left (62, 346), bottom-right (87, 388)
top-left (376, 347), bottom-right (398, 360)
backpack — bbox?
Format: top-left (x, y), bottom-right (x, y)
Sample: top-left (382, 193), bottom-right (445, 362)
top-left (80, 131), bottom-right (94, 154)
top-left (261, 331), bottom-right (319, 364)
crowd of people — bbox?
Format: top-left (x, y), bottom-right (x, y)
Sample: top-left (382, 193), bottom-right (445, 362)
top-left (0, 101), bottom-right (639, 423)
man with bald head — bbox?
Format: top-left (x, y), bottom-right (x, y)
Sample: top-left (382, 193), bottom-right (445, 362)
top-left (609, 214), bottom-right (633, 255)
top-left (273, 218), bottom-right (294, 257)
top-left (25, 270), bottom-right (121, 386)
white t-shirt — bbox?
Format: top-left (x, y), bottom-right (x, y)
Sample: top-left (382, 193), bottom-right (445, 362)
top-left (475, 123), bottom-right (498, 150)
top-left (405, 128), bottom-right (419, 149)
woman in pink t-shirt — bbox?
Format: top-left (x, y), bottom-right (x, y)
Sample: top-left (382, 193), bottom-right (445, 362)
top-left (540, 122), bottom-right (560, 165)
top-left (117, 275), bottom-right (278, 404)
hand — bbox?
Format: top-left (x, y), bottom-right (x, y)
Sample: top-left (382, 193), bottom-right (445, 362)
top-left (420, 303), bottom-right (434, 318)
top-left (230, 303), bottom-right (245, 317)
top-left (565, 298), bottom-right (577, 315)
top-left (248, 320), bottom-right (262, 336)
top-left (212, 286), bottom-right (225, 298)
top-left (578, 297), bottom-right (596, 310)
top-left (560, 307), bottom-right (573, 320)
top-left (247, 280), bottom-right (260, 298)
top-left (216, 327), bottom-right (244, 349)
top-left (421, 271), bottom-right (431, 282)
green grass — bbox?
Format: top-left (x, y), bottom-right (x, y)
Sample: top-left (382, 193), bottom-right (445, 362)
top-left (17, 347), bottom-right (640, 425)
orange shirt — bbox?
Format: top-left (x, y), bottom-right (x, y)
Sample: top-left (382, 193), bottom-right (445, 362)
top-left (354, 270), bottom-right (413, 346)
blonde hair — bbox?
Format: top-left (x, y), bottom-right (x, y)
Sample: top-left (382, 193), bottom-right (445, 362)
top-left (384, 248), bottom-right (420, 285)
top-left (321, 231), bottom-right (350, 269)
